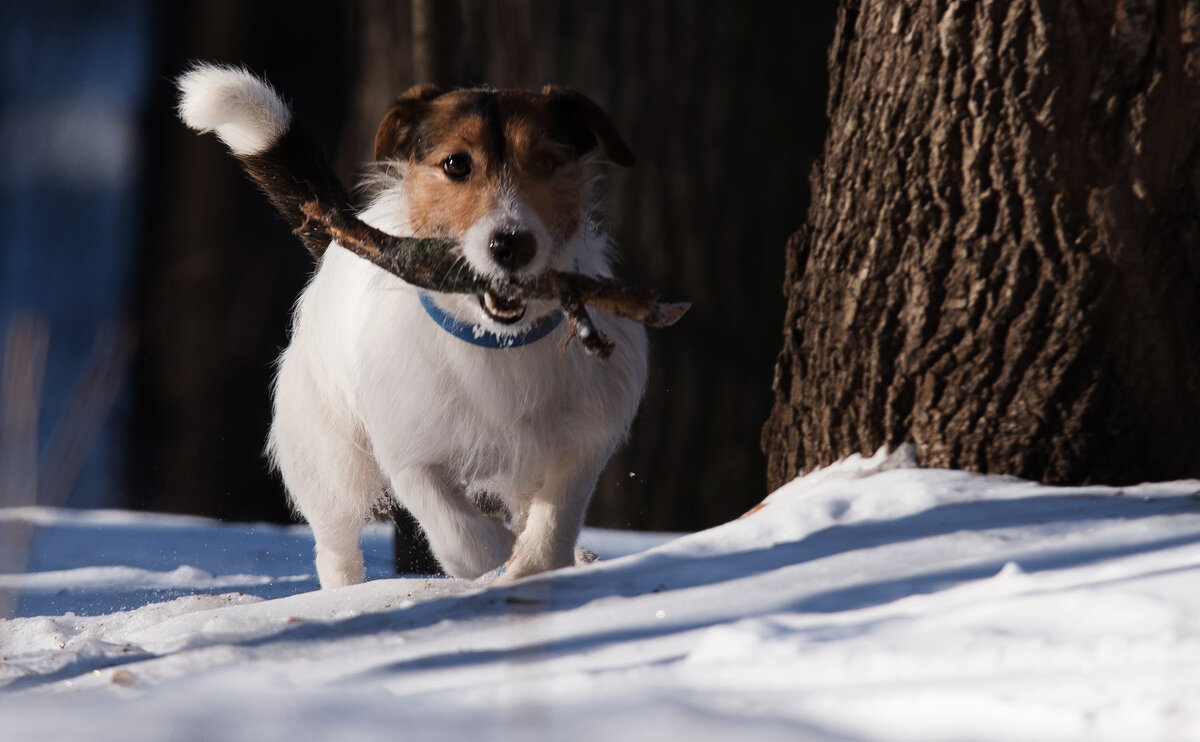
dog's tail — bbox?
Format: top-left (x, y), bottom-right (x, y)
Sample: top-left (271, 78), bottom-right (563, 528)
top-left (176, 63), bottom-right (350, 258)
top-left (177, 63), bottom-right (291, 156)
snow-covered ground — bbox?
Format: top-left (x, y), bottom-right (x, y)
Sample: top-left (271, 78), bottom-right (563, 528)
top-left (2, 451), bottom-right (1199, 741)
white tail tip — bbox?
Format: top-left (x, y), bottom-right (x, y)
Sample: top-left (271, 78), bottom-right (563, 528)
top-left (176, 63), bottom-right (292, 156)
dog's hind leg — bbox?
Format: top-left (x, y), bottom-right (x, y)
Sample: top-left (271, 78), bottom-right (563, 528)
top-left (388, 467), bottom-right (515, 580)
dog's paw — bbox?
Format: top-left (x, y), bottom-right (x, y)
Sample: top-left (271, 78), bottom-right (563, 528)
top-left (495, 546), bottom-right (578, 584)
top-left (436, 515), bottom-right (516, 580)
top-left (314, 548), bottom-right (366, 589)
top-left (176, 63), bottom-right (291, 156)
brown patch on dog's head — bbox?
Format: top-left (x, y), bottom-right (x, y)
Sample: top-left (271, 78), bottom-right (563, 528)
top-left (373, 86), bottom-right (632, 245)
top-left (540, 85), bottom-right (635, 167)
top-left (373, 84), bottom-right (443, 162)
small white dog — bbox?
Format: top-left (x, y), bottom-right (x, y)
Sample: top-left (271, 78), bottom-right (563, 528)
top-left (177, 65), bottom-right (648, 588)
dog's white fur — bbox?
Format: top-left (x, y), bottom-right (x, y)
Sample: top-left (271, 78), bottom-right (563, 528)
top-left (177, 64), bottom-right (291, 156)
top-left (178, 65), bottom-right (648, 587)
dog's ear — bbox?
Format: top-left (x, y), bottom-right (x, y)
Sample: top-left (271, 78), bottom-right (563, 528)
top-left (374, 85), bottom-right (443, 161)
top-left (541, 86), bottom-right (634, 167)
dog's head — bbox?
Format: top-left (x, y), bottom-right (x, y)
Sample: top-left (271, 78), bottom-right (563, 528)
top-left (373, 85), bottom-right (632, 325)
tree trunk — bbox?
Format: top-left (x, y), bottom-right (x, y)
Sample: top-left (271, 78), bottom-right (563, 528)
top-left (764, 0), bottom-right (1200, 490)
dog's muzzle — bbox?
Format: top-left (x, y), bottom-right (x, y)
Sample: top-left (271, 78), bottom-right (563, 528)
top-left (480, 230), bottom-right (538, 323)
top-left (479, 291), bottom-right (527, 324)
top-left (489, 230), bottom-right (536, 272)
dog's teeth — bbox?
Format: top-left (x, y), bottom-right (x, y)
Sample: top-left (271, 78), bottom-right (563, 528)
top-left (482, 292), bottom-right (525, 320)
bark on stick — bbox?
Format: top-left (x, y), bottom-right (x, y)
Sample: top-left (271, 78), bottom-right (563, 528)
top-left (297, 201), bottom-right (689, 359)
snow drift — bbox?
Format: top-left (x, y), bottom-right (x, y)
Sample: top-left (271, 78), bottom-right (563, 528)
top-left (2, 452), bottom-right (1199, 741)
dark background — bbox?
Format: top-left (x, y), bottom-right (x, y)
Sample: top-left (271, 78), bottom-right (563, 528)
top-left (1, 2), bottom-right (837, 532)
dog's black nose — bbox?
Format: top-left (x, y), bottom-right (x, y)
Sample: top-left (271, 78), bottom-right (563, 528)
top-left (489, 231), bottom-right (537, 272)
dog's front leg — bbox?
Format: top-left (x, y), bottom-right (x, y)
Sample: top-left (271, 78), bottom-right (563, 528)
top-left (389, 466), bottom-right (515, 580)
top-left (497, 457), bottom-right (604, 583)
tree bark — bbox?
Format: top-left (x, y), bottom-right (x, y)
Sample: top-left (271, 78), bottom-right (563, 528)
top-left (764, 0), bottom-right (1200, 490)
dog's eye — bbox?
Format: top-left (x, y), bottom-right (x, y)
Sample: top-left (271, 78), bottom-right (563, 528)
top-left (441, 153), bottom-right (472, 181)
top-left (528, 153), bottom-right (562, 178)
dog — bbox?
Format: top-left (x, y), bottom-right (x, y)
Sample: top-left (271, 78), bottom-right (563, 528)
top-left (177, 65), bottom-right (648, 588)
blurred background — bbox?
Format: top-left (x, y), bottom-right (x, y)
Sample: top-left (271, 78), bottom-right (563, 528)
top-left (0, 1), bottom-right (836, 532)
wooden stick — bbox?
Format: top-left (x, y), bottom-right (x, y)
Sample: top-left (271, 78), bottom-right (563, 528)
top-left (297, 201), bottom-right (689, 358)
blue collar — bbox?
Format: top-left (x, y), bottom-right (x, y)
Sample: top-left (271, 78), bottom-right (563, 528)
top-left (419, 291), bottom-right (564, 349)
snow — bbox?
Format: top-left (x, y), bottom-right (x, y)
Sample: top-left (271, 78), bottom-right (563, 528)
top-left (3, 450), bottom-right (1200, 741)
